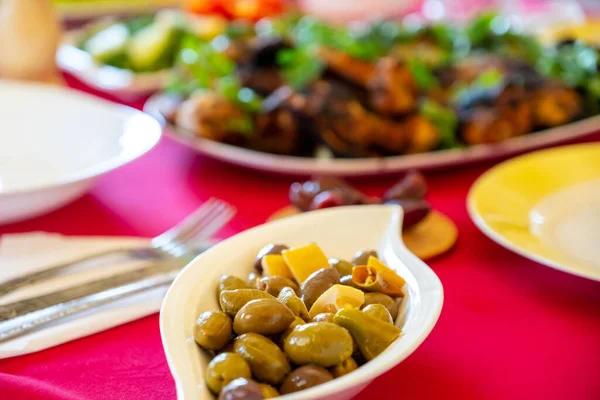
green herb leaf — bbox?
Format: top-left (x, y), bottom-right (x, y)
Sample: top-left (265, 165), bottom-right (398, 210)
top-left (277, 46), bottom-right (324, 90)
top-left (476, 68), bottom-right (504, 88)
top-left (467, 12), bottom-right (498, 46)
top-left (407, 60), bottom-right (439, 90)
top-left (225, 20), bottom-right (254, 38)
top-left (420, 100), bottom-right (460, 149)
top-left (226, 114), bottom-right (254, 137)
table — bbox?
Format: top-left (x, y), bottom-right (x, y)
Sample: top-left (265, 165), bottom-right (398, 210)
top-left (1, 76), bottom-right (599, 400)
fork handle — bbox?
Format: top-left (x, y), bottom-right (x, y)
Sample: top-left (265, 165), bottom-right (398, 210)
top-left (0, 247), bottom-right (155, 298)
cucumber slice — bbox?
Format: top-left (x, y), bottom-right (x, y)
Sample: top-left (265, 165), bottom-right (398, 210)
top-left (83, 23), bottom-right (129, 65)
top-left (127, 21), bottom-right (178, 72)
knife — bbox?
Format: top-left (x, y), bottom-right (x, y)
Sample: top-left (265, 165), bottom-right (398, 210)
top-left (0, 254), bottom-right (196, 322)
top-left (0, 255), bottom-right (197, 343)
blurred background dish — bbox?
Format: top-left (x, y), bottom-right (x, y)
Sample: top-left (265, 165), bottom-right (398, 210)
top-left (146, 94), bottom-right (600, 175)
top-left (0, 81), bottom-right (162, 225)
top-left (137, 10), bottom-right (600, 174)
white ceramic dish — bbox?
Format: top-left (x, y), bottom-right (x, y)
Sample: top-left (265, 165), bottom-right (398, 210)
top-left (58, 29), bottom-right (170, 100)
top-left (160, 205), bottom-right (444, 400)
top-left (145, 94), bottom-right (600, 176)
top-left (0, 81), bottom-right (162, 224)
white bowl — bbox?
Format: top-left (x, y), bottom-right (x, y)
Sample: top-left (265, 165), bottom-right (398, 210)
top-left (160, 205), bottom-right (443, 400)
top-left (0, 81), bottom-right (162, 224)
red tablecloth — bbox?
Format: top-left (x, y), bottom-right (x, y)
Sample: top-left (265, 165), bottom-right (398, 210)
top-left (0, 77), bottom-right (599, 400)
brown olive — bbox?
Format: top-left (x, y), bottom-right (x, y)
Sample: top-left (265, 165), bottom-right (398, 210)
top-left (328, 258), bottom-right (353, 277)
top-left (247, 271), bottom-right (261, 289)
top-left (300, 268), bottom-right (340, 310)
top-left (234, 333), bottom-right (291, 385)
top-left (382, 170), bottom-right (428, 202)
top-left (340, 275), bottom-right (363, 291)
top-left (280, 365), bottom-right (334, 394)
top-left (218, 378), bottom-right (263, 400)
top-left (233, 298), bottom-right (295, 336)
top-left (362, 292), bottom-right (399, 320)
top-left (311, 312), bottom-right (335, 323)
top-left (259, 384), bottom-right (279, 398)
top-left (331, 357), bottom-right (358, 378)
top-left (205, 352), bottom-right (251, 394)
top-left (218, 275), bottom-right (247, 296)
top-left (362, 304), bottom-right (394, 324)
top-left (383, 198), bottom-right (431, 230)
top-left (254, 243), bottom-right (289, 273)
top-left (258, 276), bottom-right (299, 297)
top-left (289, 177), bottom-right (348, 211)
top-left (194, 310), bottom-right (232, 351)
top-left (352, 250), bottom-right (378, 266)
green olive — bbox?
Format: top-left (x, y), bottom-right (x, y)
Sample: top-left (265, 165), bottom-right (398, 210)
top-left (328, 258), bottom-right (353, 277)
top-left (352, 250), bottom-right (378, 266)
top-left (362, 304), bottom-right (394, 324)
top-left (193, 310), bottom-right (232, 351)
top-left (247, 271), bottom-right (261, 289)
top-left (278, 287), bottom-right (310, 320)
top-left (233, 298), bottom-right (295, 336)
top-left (278, 316), bottom-right (305, 348)
top-left (219, 342), bottom-right (235, 354)
top-left (219, 289), bottom-right (275, 317)
top-left (280, 365), bottom-right (334, 395)
top-left (300, 268), bottom-right (341, 310)
top-left (311, 313), bottom-right (335, 323)
top-left (362, 292), bottom-right (399, 320)
top-left (284, 322), bottom-right (353, 367)
top-left (217, 275), bottom-right (247, 297)
top-left (254, 243), bottom-right (289, 273)
top-left (234, 333), bottom-right (291, 385)
top-left (258, 276), bottom-right (299, 297)
top-left (205, 352), bottom-right (251, 394)
top-left (330, 357), bottom-right (358, 378)
top-left (259, 384), bottom-right (279, 398)
top-left (334, 307), bottom-right (401, 361)
top-left (218, 378), bottom-right (263, 400)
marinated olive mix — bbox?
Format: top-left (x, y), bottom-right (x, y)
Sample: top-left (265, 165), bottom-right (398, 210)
top-left (193, 242), bottom-right (406, 398)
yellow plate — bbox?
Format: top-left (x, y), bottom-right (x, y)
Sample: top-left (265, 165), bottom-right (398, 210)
top-left (468, 143), bottom-right (600, 282)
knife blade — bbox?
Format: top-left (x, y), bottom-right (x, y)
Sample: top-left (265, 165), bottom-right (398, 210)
top-left (0, 254), bottom-right (196, 322)
top-left (0, 270), bottom-right (178, 344)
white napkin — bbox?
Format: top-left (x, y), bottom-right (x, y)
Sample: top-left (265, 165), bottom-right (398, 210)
top-left (0, 232), bottom-right (167, 359)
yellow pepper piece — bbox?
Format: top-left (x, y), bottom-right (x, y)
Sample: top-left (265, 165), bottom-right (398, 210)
top-left (282, 243), bottom-right (329, 283)
top-left (351, 257), bottom-right (405, 297)
top-left (309, 284), bottom-right (364, 319)
top-left (261, 254), bottom-right (294, 279)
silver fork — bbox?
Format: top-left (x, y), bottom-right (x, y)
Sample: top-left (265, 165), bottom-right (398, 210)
top-left (0, 198), bottom-right (236, 297)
